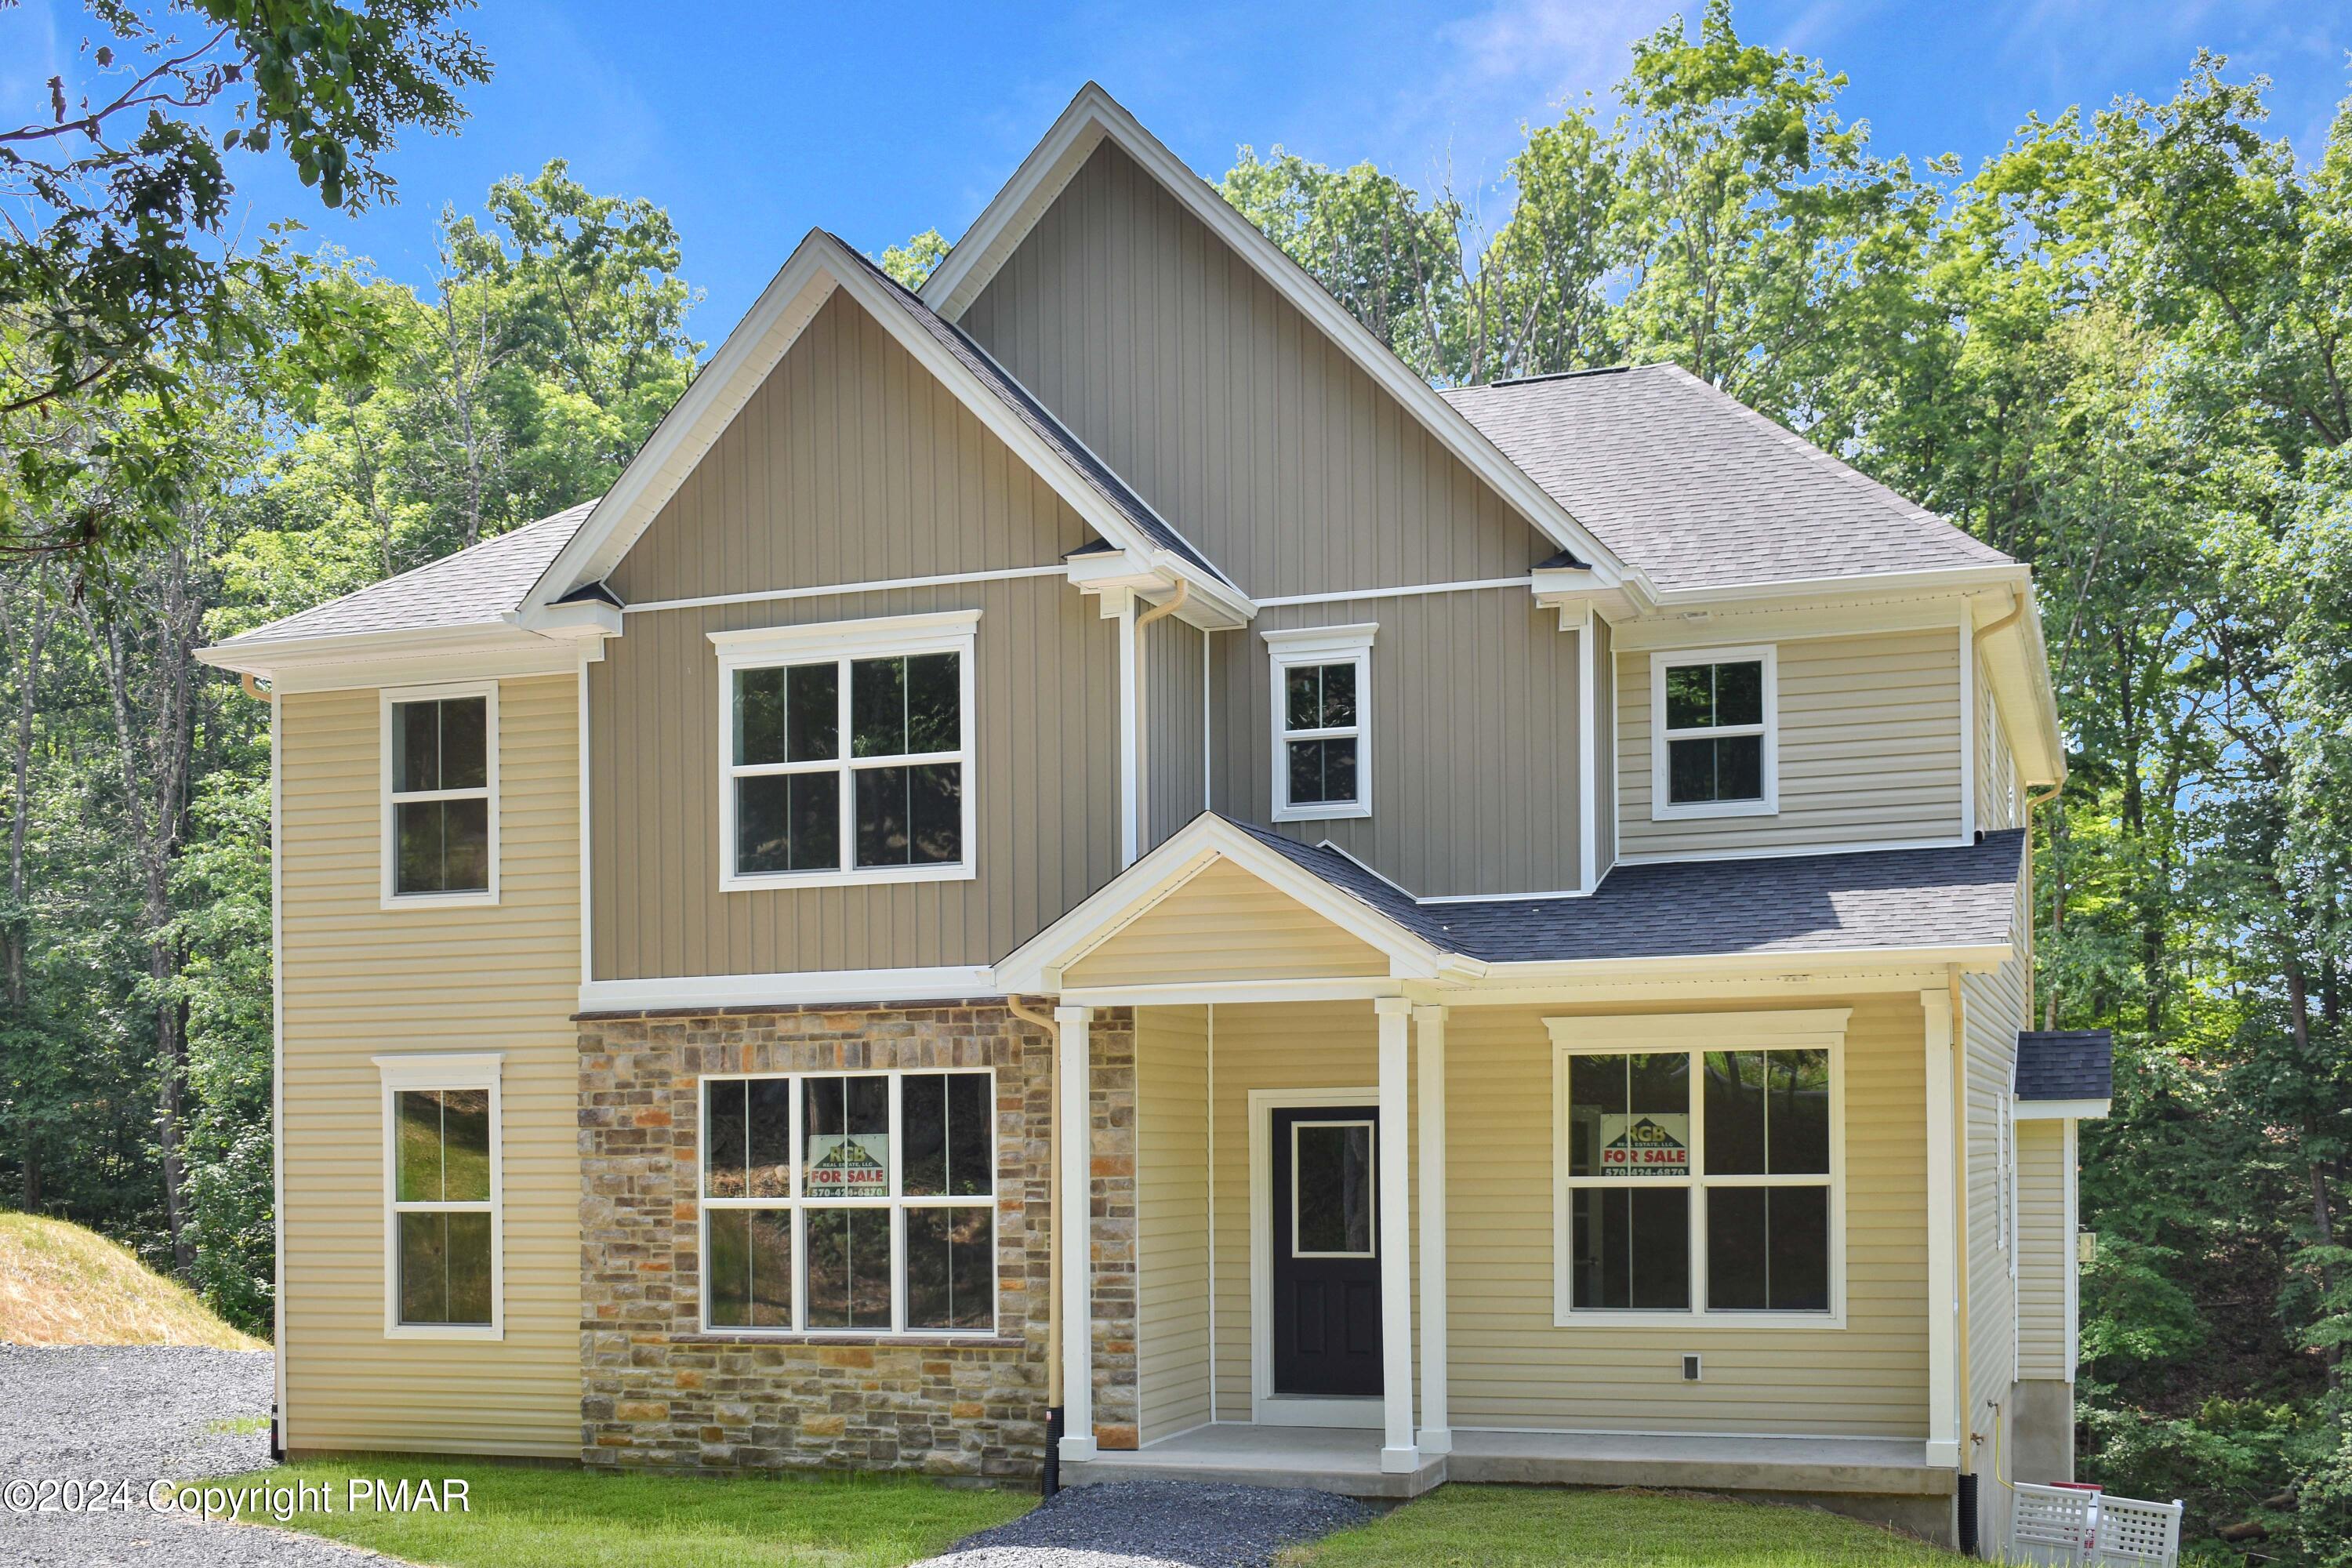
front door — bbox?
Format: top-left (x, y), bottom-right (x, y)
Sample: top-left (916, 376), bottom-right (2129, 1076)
top-left (1269, 1105), bottom-right (1381, 1397)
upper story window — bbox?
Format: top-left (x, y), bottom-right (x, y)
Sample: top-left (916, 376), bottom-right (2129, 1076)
top-left (699, 1069), bottom-right (997, 1335)
top-left (376, 1051), bottom-right (503, 1339)
top-left (710, 612), bottom-right (979, 891)
top-left (1549, 1010), bottom-right (1847, 1327)
top-left (381, 684), bottom-right (497, 906)
top-left (1265, 623), bottom-right (1375, 822)
top-left (1651, 647), bottom-right (1777, 820)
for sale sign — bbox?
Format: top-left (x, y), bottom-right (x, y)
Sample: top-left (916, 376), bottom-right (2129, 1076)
top-left (1596, 1113), bottom-right (1690, 1177)
top-left (805, 1133), bottom-right (889, 1196)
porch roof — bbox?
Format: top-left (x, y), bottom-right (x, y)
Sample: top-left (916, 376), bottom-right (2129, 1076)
top-left (1229, 818), bottom-right (2027, 965)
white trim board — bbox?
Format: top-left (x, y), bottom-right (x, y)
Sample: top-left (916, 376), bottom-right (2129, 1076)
top-left (579, 966), bottom-right (1000, 1014)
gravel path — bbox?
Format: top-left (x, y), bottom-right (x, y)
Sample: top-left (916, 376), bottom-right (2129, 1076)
top-left (0, 1345), bottom-right (396, 1568)
top-left (916, 1480), bottom-right (1377, 1568)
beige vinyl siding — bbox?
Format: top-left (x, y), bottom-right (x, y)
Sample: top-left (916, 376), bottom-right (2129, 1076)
top-left (959, 140), bottom-right (1558, 601)
top-left (278, 677), bottom-right (580, 1457)
top-left (1446, 996), bottom-right (1929, 1437)
top-left (1961, 863), bottom-right (2032, 1443)
top-left (1212, 594), bottom-right (1586, 898)
top-left (1136, 1006), bottom-right (1211, 1443)
top-left (589, 284), bottom-right (1129, 981)
top-left (1144, 614), bottom-right (1207, 852)
top-left (1976, 653), bottom-right (2023, 831)
top-left (1064, 859), bottom-right (1389, 989)
top-left (2016, 1118), bottom-right (2070, 1380)
top-left (1619, 628), bottom-right (1964, 859)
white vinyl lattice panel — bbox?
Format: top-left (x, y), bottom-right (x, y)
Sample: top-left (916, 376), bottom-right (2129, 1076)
top-left (2013, 1483), bottom-right (2097, 1565)
top-left (2091, 1494), bottom-right (2183, 1567)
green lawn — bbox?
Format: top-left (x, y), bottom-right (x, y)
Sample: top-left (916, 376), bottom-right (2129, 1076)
top-left (203, 1456), bottom-right (1030, 1568)
top-left (1279, 1486), bottom-right (1960, 1568)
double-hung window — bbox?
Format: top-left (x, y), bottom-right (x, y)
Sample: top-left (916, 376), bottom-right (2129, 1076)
top-left (1265, 623), bottom-right (1374, 822)
top-left (712, 612), bottom-right (978, 890)
top-left (376, 1052), bottom-right (502, 1338)
top-left (700, 1069), bottom-right (997, 1335)
top-left (382, 684), bottom-right (496, 905)
top-left (1551, 1011), bottom-right (1846, 1325)
top-left (1652, 648), bottom-right (1776, 818)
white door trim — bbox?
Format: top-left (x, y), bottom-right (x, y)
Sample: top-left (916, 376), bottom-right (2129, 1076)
top-left (1249, 1085), bottom-right (1382, 1428)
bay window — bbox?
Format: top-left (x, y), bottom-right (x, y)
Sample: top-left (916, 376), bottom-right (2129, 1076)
top-left (699, 1069), bottom-right (997, 1335)
top-left (711, 611), bottom-right (978, 891)
top-left (1550, 1011), bottom-right (1846, 1325)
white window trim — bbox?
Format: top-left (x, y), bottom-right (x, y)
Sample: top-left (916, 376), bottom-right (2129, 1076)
top-left (379, 682), bottom-right (500, 909)
top-left (1548, 1010), bottom-right (1849, 1330)
top-left (375, 1051), bottom-right (504, 1341)
top-left (1650, 645), bottom-right (1778, 822)
top-left (696, 1067), bottom-right (1000, 1338)
top-left (1265, 622), bottom-right (1375, 823)
top-left (710, 610), bottom-right (980, 892)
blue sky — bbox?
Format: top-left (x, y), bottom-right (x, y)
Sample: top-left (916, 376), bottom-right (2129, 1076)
top-left (5, 2), bottom-right (2347, 339)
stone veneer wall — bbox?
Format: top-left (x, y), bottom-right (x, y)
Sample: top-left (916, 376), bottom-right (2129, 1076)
top-left (576, 1000), bottom-right (1138, 1479)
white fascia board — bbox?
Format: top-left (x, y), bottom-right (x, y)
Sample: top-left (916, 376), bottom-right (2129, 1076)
top-left (1644, 561), bottom-right (2032, 608)
top-left (580, 966), bottom-right (1000, 1013)
top-left (1065, 547), bottom-right (1254, 629)
top-left (1455, 941), bottom-right (2014, 987)
top-left (196, 623), bottom-right (590, 690)
top-left (512, 598), bottom-right (622, 640)
top-left (2014, 1097), bottom-right (2110, 1121)
top-left (920, 83), bottom-right (1633, 591)
top-left (991, 815), bottom-right (1450, 992)
top-left (1976, 584), bottom-right (2067, 787)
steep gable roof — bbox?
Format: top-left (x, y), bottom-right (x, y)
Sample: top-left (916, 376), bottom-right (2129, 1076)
top-left (919, 82), bottom-right (1632, 590)
top-left (521, 227), bottom-right (1243, 622)
top-left (1443, 365), bottom-right (2017, 595)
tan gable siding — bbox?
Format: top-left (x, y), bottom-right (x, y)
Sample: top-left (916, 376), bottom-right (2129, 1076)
top-left (592, 577), bottom-right (1119, 979)
top-left (1445, 996), bottom-right (1929, 1436)
top-left (1618, 628), bottom-right (1963, 860)
top-left (1143, 614), bottom-right (1206, 852)
top-left (2016, 1117), bottom-right (2070, 1379)
top-left (1136, 1006), bottom-right (1211, 1443)
top-left (1211, 595), bottom-right (1587, 898)
top-left (278, 677), bottom-right (580, 1457)
top-left (1062, 859), bottom-right (1390, 989)
top-left (610, 292), bottom-right (1094, 606)
top-left (959, 140), bottom-right (1557, 600)
top-left (589, 283), bottom-right (1128, 981)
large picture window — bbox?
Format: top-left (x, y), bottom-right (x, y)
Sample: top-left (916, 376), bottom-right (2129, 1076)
top-left (1550, 1011), bottom-right (1846, 1325)
top-left (1265, 623), bottom-right (1374, 822)
top-left (376, 1052), bottom-right (503, 1339)
top-left (381, 684), bottom-right (497, 905)
top-left (699, 1069), bottom-right (996, 1335)
top-left (712, 612), bottom-right (978, 891)
top-left (1651, 647), bottom-right (1776, 819)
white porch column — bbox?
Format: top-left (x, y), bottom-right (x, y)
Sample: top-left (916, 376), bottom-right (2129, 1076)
top-left (1374, 997), bottom-right (1417, 1474)
top-left (1921, 986), bottom-right (1961, 1467)
top-left (1414, 1004), bottom-right (1450, 1455)
top-left (1056, 1004), bottom-right (1098, 1461)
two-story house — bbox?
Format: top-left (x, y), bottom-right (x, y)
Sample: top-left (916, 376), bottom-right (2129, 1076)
top-left (201, 85), bottom-right (2111, 1552)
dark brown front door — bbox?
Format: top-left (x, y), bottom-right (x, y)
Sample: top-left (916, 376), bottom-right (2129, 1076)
top-left (1269, 1105), bottom-right (1381, 1397)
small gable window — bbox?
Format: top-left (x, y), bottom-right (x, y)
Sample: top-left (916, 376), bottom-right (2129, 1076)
top-left (382, 685), bottom-right (497, 906)
top-left (1265, 623), bottom-right (1375, 823)
top-left (711, 612), bottom-right (979, 891)
top-left (1652, 648), bottom-right (1776, 819)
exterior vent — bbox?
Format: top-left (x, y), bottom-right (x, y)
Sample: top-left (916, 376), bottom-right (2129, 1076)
top-left (1682, 1354), bottom-right (1702, 1382)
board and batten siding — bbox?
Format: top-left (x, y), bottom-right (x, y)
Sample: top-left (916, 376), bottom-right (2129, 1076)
top-left (2016, 1118), bottom-right (2071, 1380)
top-left (1142, 613), bottom-right (1207, 852)
top-left (277, 676), bottom-right (581, 1457)
top-left (586, 282), bottom-right (1131, 981)
top-left (1135, 1006), bottom-right (1212, 1443)
top-left (1210, 594), bottom-right (1588, 898)
top-left (1617, 627), bottom-right (1964, 859)
top-left (958, 140), bottom-right (1559, 601)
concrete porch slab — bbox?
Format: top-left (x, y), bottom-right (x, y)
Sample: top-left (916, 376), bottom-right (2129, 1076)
top-left (1062, 1424), bottom-right (1447, 1500)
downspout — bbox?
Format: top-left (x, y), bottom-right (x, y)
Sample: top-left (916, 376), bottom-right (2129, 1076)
top-left (1130, 583), bottom-right (1189, 855)
top-left (1005, 995), bottom-right (1063, 1495)
top-left (1950, 964), bottom-right (1977, 1551)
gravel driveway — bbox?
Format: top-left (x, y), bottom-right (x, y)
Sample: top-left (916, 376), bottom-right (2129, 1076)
top-left (0, 1345), bottom-right (395, 1568)
top-left (916, 1481), bottom-right (1376, 1568)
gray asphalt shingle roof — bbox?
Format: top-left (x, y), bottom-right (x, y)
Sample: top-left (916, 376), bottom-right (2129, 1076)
top-left (1443, 365), bottom-right (2015, 593)
top-left (221, 499), bottom-right (598, 646)
top-left (2015, 1030), bottom-right (2114, 1101)
top-left (1227, 816), bottom-right (2027, 964)
top-left (834, 238), bottom-right (1232, 586)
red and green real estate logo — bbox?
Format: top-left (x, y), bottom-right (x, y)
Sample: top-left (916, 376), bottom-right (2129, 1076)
top-left (1597, 1113), bottom-right (1690, 1176)
top-left (805, 1133), bottom-right (889, 1196)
